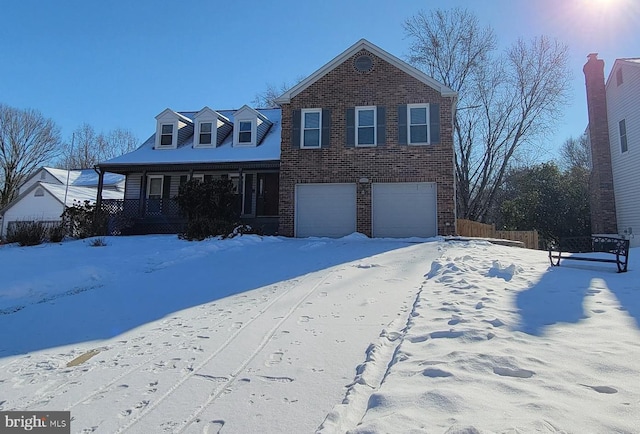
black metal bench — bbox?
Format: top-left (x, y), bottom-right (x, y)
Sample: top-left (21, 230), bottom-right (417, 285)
top-left (548, 235), bottom-right (630, 273)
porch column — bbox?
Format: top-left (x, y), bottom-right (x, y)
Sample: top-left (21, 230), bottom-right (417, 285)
top-left (237, 168), bottom-right (243, 217)
top-left (95, 167), bottom-right (104, 210)
top-left (139, 171), bottom-right (147, 216)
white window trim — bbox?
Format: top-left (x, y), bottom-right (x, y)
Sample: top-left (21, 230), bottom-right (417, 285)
top-left (355, 106), bottom-right (377, 147)
top-left (194, 120), bottom-right (215, 148)
top-left (191, 173), bottom-right (205, 182)
top-left (156, 121), bottom-right (178, 149)
top-left (620, 119), bottom-right (628, 153)
top-left (407, 103), bottom-right (430, 145)
top-left (146, 175), bottom-right (164, 199)
top-left (301, 108), bottom-right (322, 149)
top-left (234, 118), bottom-right (257, 147)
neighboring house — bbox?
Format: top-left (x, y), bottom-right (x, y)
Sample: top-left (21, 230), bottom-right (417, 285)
top-left (0, 167), bottom-right (124, 238)
top-left (584, 54), bottom-right (640, 247)
top-left (275, 39), bottom-right (457, 238)
top-left (97, 107), bottom-right (281, 235)
top-left (96, 39), bottom-right (457, 238)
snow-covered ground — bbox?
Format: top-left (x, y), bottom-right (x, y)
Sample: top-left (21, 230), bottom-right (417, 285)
top-left (0, 235), bottom-right (638, 433)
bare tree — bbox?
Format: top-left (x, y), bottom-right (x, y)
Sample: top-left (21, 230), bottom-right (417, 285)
top-left (0, 104), bottom-right (61, 207)
top-left (58, 124), bottom-right (138, 169)
top-left (404, 8), bottom-right (572, 222)
top-left (252, 76), bottom-right (306, 108)
top-left (559, 133), bottom-right (591, 171)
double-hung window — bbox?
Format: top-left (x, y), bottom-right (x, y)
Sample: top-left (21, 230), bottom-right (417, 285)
top-left (198, 122), bottom-right (213, 146)
top-left (408, 104), bottom-right (429, 144)
top-left (238, 121), bottom-right (253, 144)
top-left (301, 109), bottom-right (322, 148)
top-left (160, 124), bottom-right (174, 146)
top-left (620, 119), bottom-right (628, 153)
top-left (356, 106), bottom-right (376, 146)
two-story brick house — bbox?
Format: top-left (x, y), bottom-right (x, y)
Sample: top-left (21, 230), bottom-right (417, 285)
top-left (275, 39), bottom-right (457, 238)
top-left (96, 39), bottom-right (457, 238)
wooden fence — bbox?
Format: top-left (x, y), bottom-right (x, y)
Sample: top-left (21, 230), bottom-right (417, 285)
top-left (457, 219), bottom-right (539, 250)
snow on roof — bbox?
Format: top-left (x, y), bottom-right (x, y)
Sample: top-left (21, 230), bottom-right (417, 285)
top-left (100, 108), bottom-right (281, 167)
top-left (41, 183), bottom-right (123, 206)
top-left (43, 167), bottom-right (124, 187)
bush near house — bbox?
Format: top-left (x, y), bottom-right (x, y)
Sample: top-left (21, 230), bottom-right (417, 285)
top-left (6, 221), bottom-right (47, 246)
top-left (61, 200), bottom-right (108, 239)
top-left (174, 179), bottom-right (239, 241)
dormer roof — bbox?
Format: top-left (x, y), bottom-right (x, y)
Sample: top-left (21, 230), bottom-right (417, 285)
top-left (155, 108), bottom-right (193, 124)
top-left (275, 38), bottom-right (457, 104)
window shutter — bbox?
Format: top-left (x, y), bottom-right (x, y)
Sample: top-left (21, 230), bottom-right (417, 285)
top-left (179, 175), bottom-right (188, 190)
top-left (430, 103), bottom-right (440, 144)
top-left (398, 105), bottom-right (407, 145)
top-left (346, 108), bottom-right (355, 147)
top-left (377, 106), bottom-right (386, 145)
top-left (162, 176), bottom-right (171, 199)
top-left (292, 109), bottom-right (301, 149)
top-left (321, 109), bottom-right (331, 148)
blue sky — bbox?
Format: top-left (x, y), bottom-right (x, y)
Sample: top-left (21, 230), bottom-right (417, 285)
top-left (1, 0), bottom-right (637, 160)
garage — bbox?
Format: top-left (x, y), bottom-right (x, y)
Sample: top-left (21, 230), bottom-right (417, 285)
top-left (372, 182), bottom-right (437, 238)
top-left (295, 183), bottom-right (357, 238)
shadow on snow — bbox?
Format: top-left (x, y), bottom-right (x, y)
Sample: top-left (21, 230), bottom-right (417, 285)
top-left (0, 236), bottom-right (421, 357)
top-left (516, 259), bottom-right (639, 336)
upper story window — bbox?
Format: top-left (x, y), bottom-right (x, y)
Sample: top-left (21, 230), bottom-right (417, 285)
top-left (408, 104), bottom-right (429, 144)
top-left (239, 121), bottom-right (253, 144)
top-left (616, 68), bottom-right (623, 86)
top-left (160, 124), bottom-right (174, 146)
top-left (301, 109), bottom-right (322, 148)
top-left (620, 119), bottom-right (628, 153)
top-left (198, 122), bottom-right (212, 146)
top-left (356, 106), bottom-right (376, 147)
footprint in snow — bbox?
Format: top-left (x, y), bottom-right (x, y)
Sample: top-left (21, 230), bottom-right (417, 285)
top-left (493, 367), bottom-right (535, 378)
top-left (423, 368), bottom-right (453, 378)
top-left (266, 351), bottom-right (284, 366)
top-left (581, 384), bottom-right (618, 394)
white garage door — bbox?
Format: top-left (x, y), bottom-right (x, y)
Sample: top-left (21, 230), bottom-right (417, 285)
top-left (295, 183), bottom-right (356, 238)
top-left (372, 182), bottom-right (437, 238)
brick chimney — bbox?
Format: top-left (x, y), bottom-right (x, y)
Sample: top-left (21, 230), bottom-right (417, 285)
top-left (583, 53), bottom-right (618, 234)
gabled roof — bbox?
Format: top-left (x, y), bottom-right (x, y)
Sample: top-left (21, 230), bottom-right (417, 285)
top-left (155, 108), bottom-right (193, 124)
top-left (234, 104), bottom-right (272, 125)
top-left (20, 167), bottom-right (124, 191)
top-left (0, 181), bottom-right (123, 216)
top-left (606, 57), bottom-right (640, 88)
top-left (275, 39), bottom-right (457, 104)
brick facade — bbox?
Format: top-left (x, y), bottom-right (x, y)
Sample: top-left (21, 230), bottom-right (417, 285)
top-left (583, 54), bottom-right (618, 234)
top-left (278, 48), bottom-right (457, 237)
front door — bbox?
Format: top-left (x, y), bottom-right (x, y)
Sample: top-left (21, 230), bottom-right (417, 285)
top-left (256, 173), bottom-right (279, 216)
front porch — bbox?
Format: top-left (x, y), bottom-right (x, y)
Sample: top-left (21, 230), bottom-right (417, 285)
top-left (96, 162), bottom-right (280, 236)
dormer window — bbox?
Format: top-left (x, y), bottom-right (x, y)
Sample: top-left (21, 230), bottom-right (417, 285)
top-left (238, 121), bottom-right (253, 144)
top-left (154, 108), bottom-right (192, 149)
top-left (198, 122), bottom-right (213, 146)
top-left (232, 105), bottom-right (272, 147)
top-left (160, 124), bottom-right (174, 146)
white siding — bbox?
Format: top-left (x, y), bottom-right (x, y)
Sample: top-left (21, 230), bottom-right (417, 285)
top-left (606, 62), bottom-right (640, 247)
top-left (125, 174), bottom-right (143, 199)
top-left (18, 169), bottom-right (62, 195)
top-left (1, 189), bottom-right (63, 237)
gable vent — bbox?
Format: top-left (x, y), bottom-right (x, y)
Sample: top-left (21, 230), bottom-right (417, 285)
top-left (354, 54), bottom-right (374, 73)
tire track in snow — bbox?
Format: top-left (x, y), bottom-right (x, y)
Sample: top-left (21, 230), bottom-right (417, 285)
top-left (112, 271), bottom-right (330, 434)
top-left (176, 269), bottom-right (337, 433)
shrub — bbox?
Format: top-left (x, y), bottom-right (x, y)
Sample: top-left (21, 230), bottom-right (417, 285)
top-left (6, 221), bottom-right (47, 246)
top-left (88, 237), bottom-right (107, 247)
top-left (62, 200), bottom-right (108, 239)
top-left (48, 222), bottom-right (66, 243)
top-left (175, 179), bottom-right (239, 241)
